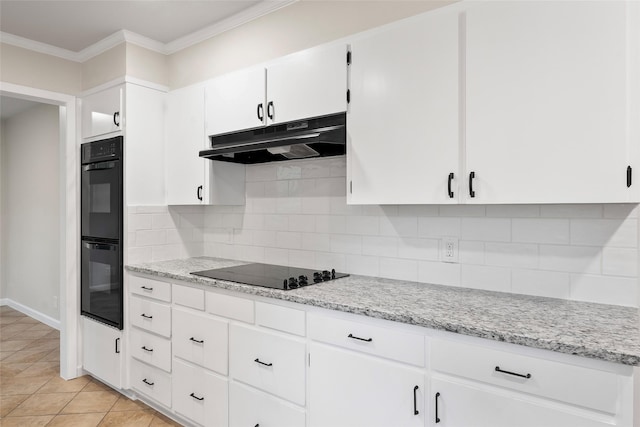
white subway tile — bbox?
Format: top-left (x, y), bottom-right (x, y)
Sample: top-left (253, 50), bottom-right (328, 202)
top-left (330, 196), bottom-right (362, 215)
top-left (398, 205), bottom-right (438, 217)
top-left (127, 206), bottom-right (138, 215)
top-left (602, 247), bottom-right (638, 277)
top-left (264, 214), bottom-right (288, 231)
top-left (512, 219), bottom-right (570, 244)
top-left (277, 164), bottom-right (302, 180)
top-left (346, 255), bottom-right (380, 276)
top-left (418, 261), bottom-right (461, 286)
top-left (166, 229), bottom-right (186, 244)
top-left (289, 215), bottom-right (315, 232)
top-left (316, 177), bottom-right (346, 197)
top-left (277, 197), bottom-right (302, 214)
top-left (204, 228), bottom-right (233, 244)
top-left (239, 246), bottom-right (265, 263)
top-left (192, 229), bottom-right (204, 243)
top-left (243, 214), bottom-right (264, 230)
top-left (276, 231), bottom-right (302, 249)
top-left (127, 232), bottom-right (137, 247)
top-left (379, 258), bottom-right (418, 282)
top-left (136, 206), bottom-right (169, 214)
top-left (170, 205), bottom-right (204, 214)
top-left (418, 217), bottom-right (461, 238)
top-left (439, 205), bottom-right (486, 217)
top-left (152, 213), bottom-right (177, 229)
top-left (302, 197), bottom-right (332, 215)
top-left (289, 179), bottom-right (316, 197)
top-left (265, 180), bottom-right (289, 197)
top-left (486, 205), bottom-right (540, 218)
top-left (539, 245), bottom-right (601, 274)
top-left (220, 243), bottom-right (242, 260)
top-left (460, 265), bottom-right (511, 292)
top-left (289, 250), bottom-right (316, 269)
top-left (152, 244), bottom-right (186, 262)
top-left (315, 215), bottom-right (346, 234)
top-left (222, 214), bottom-right (243, 229)
top-left (246, 164), bottom-right (276, 182)
top-left (315, 252), bottom-right (347, 272)
top-left (204, 242), bottom-right (222, 257)
top-left (604, 204), bottom-right (638, 219)
top-left (205, 213), bottom-right (223, 228)
top-left (233, 229), bottom-right (253, 245)
top-left (362, 205), bottom-right (400, 217)
top-left (302, 232), bottom-right (331, 252)
top-left (245, 181), bottom-right (265, 198)
top-left (345, 216), bottom-right (379, 235)
top-left (570, 274), bottom-right (638, 307)
top-left (264, 247), bottom-right (288, 265)
top-left (570, 219), bottom-right (637, 248)
top-left (248, 197), bottom-right (277, 214)
top-left (379, 216), bottom-right (418, 237)
top-left (362, 236), bottom-right (399, 257)
top-left (253, 230), bottom-right (277, 247)
top-left (461, 218), bottom-right (510, 242)
top-left (540, 204), bottom-right (603, 218)
top-left (459, 241), bottom-right (484, 265)
top-left (301, 161), bottom-right (333, 179)
top-left (127, 246), bottom-right (152, 264)
top-left (397, 238), bottom-right (439, 261)
top-left (329, 157), bottom-right (347, 177)
top-left (128, 214), bottom-right (152, 231)
top-left (136, 229), bottom-right (167, 246)
top-left (184, 242), bottom-right (205, 258)
top-left (484, 243), bottom-right (538, 269)
top-left (511, 269), bottom-right (570, 299)
top-left (330, 235), bottom-right (362, 255)
top-left (180, 213), bottom-right (205, 228)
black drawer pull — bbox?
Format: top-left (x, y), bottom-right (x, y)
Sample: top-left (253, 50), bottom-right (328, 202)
top-left (257, 103), bottom-right (264, 122)
top-left (142, 378), bottom-right (154, 386)
top-left (413, 385), bottom-right (419, 415)
top-left (140, 313), bottom-right (153, 319)
top-left (113, 111), bottom-right (120, 126)
top-left (495, 366), bottom-right (531, 379)
top-left (190, 392), bottom-right (204, 401)
top-left (255, 425), bottom-right (259, 427)
top-left (447, 172), bottom-right (454, 198)
top-left (469, 171), bottom-right (476, 198)
top-left (254, 358), bottom-right (273, 367)
top-left (140, 286), bottom-right (153, 291)
top-left (141, 346), bottom-right (153, 352)
top-left (189, 337), bottom-right (204, 344)
top-left (348, 333), bottom-right (373, 342)
top-left (435, 392), bottom-right (441, 423)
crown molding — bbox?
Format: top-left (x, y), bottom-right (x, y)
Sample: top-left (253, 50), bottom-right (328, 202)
top-left (0, 32), bottom-right (81, 62)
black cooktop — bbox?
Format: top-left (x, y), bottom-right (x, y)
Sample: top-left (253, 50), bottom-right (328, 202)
top-left (191, 263), bottom-right (348, 290)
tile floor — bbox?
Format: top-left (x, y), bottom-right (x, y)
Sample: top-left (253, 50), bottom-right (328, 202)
top-left (0, 305), bottom-right (182, 426)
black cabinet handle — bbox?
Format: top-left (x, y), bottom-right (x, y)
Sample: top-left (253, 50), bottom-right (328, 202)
top-left (142, 378), bottom-right (154, 386)
top-left (255, 424), bottom-right (259, 427)
top-left (495, 366), bottom-right (531, 379)
top-left (140, 286), bottom-right (153, 291)
top-left (469, 171), bottom-right (476, 198)
top-left (140, 313), bottom-right (153, 319)
top-left (627, 166), bottom-right (632, 188)
top-left (267, 101), bottom-right (274, 120)
top-left (190, 392), bottom-right (204, 401)
top-left (141, 346), bottom-right (153, 352)
top-left (254, 358), bottom-right (272, 367)
top-left (348, 333), bottom-right (373, 342)
top-left (435, 392), bottom-right (441, 423)
top-left (113, 111), bottom-right (120, 126)
top-left (197, 185), bottom-right (203, 201)
top-left (257, 103), bottom-right (264, 122)
top-left (448, 173), bottom-right (454, 198)
top-left (413, 385), bottom-right (419, 415)
top-left (189, 337), bottom-right (204, 344)
top-left (115, 337), bottom-right (120, 354)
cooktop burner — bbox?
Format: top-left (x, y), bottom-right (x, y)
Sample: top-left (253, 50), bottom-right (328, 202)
top-left (191, 263), bottom-right (349, 290)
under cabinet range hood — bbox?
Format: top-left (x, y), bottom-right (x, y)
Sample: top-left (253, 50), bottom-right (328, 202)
top-left (199, 112), bottom-right (346, 164)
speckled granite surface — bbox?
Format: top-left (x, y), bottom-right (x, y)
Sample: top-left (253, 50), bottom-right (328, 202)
top-left (126, 257), bottom-right (640, 366)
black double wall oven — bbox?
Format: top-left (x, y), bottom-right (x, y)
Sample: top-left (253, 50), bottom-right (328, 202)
top-left (81, 136), bottom-right (123, 329)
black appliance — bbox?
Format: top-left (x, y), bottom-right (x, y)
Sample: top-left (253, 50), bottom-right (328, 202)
top-left (191, 263), bottom-right (349, 290)
top-left (80, 136), bottom-right (123, 329)
top-left (199, 112), bottom-right (346, 164)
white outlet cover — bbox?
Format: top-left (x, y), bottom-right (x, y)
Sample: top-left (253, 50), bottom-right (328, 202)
top-left (441, 237), bottom-right (459, 263)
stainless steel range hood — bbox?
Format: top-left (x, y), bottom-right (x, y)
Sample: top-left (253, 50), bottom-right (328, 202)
top-left (199, 112), bottom-right (346, 164)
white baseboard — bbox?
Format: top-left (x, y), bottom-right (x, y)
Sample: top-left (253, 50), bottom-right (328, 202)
top-left (0, 298), bottom-right (61, 330)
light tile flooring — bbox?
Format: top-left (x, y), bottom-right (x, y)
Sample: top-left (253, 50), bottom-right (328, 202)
top-left (0, 306), bottom-right (182, 427)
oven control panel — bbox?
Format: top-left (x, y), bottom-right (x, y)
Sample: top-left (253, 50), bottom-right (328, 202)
top-left (81, 136), bottom-right (122, 164)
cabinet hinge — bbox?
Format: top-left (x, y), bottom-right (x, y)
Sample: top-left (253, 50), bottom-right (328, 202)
top-left (627, 166), bottom-right (632, 188)
top-left (347, 50), bottom-right (351, 65)
top-left (347, 89), bottom-right (351, 104)
top-left (350, 180), bottom-right (353, 194)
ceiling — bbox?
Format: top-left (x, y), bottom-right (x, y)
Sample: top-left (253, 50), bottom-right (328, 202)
top-left (0, 0), bottom-right (265, 53)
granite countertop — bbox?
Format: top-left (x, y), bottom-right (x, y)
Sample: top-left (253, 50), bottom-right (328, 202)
top-left (126, 257), bottom-right (640, 366)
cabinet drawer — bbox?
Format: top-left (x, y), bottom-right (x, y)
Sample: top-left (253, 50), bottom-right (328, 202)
top-left (173, 307), bottom-right (228, 375)
top-left (256, 302), bottom-right (305, 336)
top-left (130, 328), bottom-right (171, 372)
top-left (173, 358), bottom-right (228, 427)
top-left (431, 339), bottom-right (619, 414)
top-left (131, 359), bottom-right (171, 408)
top-left (229, 324), bottom-right (306, 406)
top-left (308, 313), bottom-right (424, 367)
top-left (206, 291), bottom-right (254, 323)
top-left (173, 284), bottom-right (205, 310)
top-left (130, 296), bottom-right (171, 338)
top-left (229, 382), bottom-right (305, 427)
top-left (129, 275), bottom-right (171, 302)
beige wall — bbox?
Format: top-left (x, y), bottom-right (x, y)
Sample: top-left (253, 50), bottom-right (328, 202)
top-left (168, 0), bottom-right (455, 89)
top-left (126, 44), bottom-right (169, 87)
top-left (82, 44), bottom-right (127, 90)
top-left (0, 43), bottom-right (82, 95)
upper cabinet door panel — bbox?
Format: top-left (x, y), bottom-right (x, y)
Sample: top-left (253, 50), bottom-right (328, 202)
top-left (82, 85), bottom-right (123, 139)
top-left (465, 1), bottom-right (638, 204)
top-left (347, 10), bottom-right (459, 204)
top-left (267, 44), bottom-right (348, 124)
top-left (206, 67), bottom-right (266, 136)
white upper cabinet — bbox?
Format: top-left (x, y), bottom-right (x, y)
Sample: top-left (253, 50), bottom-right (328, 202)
top-left (347, 9), bottom-right (460, 204)
top-left (465, 1), bottom-right (640, 203)
top-left (82, 85), bottom-right (123, 139)
top-left (206, 43), bottom-right (348, 137)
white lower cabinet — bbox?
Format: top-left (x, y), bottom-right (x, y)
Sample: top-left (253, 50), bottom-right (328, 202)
top-left (173, 358), bottom-right (229, 427)
top-left (229, 382), bottom-right (305, 427)
top-left (83, 317), bottom-right (123, 389)
top-left (309, 342), bottom-right (425, 427)
top-left (131, 358), bottom-right (172, 408)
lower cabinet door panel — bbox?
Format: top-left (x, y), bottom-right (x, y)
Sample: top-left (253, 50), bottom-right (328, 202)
top-left (173, 307), bottom-right (228, 375)
top-left (131, 359), bottom-right (171, 408)
top-left (309, 343), bottom-right (425, 427)
top-left (431, 378), bottom-right (613, 427)
top-left (130, 327), bottom-right (171, 372)
top-left (229, 382), bottom-right (305, 427)
top-left (173, 358), bottom-right (228, 427)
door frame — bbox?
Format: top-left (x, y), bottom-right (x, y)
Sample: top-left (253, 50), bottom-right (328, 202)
top-left (0, 81), bottom-right (79, 379)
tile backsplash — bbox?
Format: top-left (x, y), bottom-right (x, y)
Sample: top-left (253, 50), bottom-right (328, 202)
top-left (128, 156), bottom-right (639, 308)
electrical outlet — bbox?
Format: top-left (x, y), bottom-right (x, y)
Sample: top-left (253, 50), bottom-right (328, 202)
top-left (441, 237), bottom-right (459, 263)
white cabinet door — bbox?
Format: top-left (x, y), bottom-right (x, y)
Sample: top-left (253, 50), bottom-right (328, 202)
top-left (82, 317), bottom-right (122, 388)
top-left (173, 307), bottom-right (228, 375)
top-left (309, 343), bottom-right (425, 427)
top-left (82, 85), bottom-right (123, 139)
top-left (465, 1), bottom-right (639, 203)
top-left (229, 382), bottom-right (305, 427)
top-left (430, 378), bottom-right (611, 427)
top-left (347, 10), bottom-right (459, 204)
top-left (267, 43), bottom-right (348, 124)
top-left (205, 66), bottom-right (266, 136)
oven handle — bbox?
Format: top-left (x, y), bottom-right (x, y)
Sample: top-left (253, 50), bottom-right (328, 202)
top-left (83, 242), bottom-right (117, 251)
top-left (83, 161), bottom-right (117, 172)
